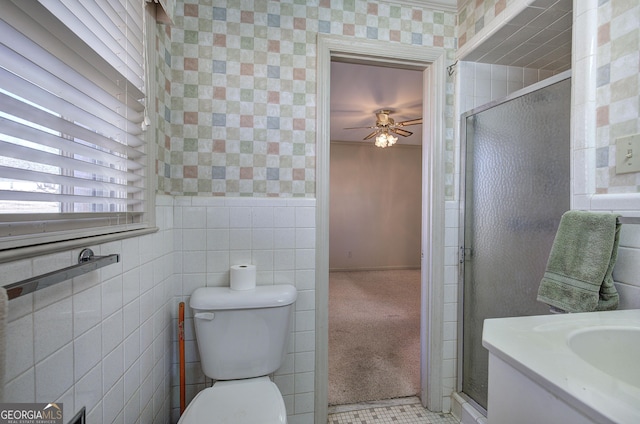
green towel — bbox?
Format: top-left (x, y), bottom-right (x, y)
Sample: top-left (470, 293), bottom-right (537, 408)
top-left (536, 211), bottom-right (621, 313)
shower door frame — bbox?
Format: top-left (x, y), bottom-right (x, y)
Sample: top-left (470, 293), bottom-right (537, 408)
top-left (456, 70), bottom-right (572, 413)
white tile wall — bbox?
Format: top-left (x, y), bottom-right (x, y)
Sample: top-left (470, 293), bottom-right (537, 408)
top-left (170, 196), bottom-right (316, 424)
top-left (442, 200), bottom-right (461, 412)
top-left (2, 195), bottom-right (175, 424)
top-left (5, 190), bottom-right (630, 424)
top-left (614, 221), bottom-right (640, 309)
top-left (458, 61), bottom-right (558, 114)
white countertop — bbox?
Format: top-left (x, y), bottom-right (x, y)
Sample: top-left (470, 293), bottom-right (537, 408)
top-left (482, 309), bottom-right (640, 424)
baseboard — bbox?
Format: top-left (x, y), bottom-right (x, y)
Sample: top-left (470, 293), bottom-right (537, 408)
top-left (451, 393), bottom-right (487, 424)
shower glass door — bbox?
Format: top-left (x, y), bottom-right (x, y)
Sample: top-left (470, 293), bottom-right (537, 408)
top-left (459, 75), bottom-right (571, 410)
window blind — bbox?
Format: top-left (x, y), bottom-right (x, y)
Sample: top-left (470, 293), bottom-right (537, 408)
top-left (0, 0), bottom-right (149, 250)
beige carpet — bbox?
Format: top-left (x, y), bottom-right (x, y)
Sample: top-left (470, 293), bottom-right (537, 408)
top-left (328, 270), bottom-right (421, 405)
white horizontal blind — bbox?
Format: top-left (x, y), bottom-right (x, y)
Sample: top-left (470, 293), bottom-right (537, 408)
top-left (0, 0), bottom-right (148, 250)
top-left (38, 0), bottom-right (145, 91)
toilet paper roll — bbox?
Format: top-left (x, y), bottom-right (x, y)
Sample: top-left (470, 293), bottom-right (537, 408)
top-left (230, 264), bottom-right (256, 290)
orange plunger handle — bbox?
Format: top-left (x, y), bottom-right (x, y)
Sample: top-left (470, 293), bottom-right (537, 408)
top-left (179, 302), bottom-right (186, 414)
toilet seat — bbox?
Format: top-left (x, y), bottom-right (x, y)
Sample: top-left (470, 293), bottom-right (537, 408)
top-left (178, 376), bottom-right (287, 424)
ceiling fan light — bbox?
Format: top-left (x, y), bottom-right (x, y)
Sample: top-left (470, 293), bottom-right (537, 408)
top-left (375, 132), bottom-right (397, 148)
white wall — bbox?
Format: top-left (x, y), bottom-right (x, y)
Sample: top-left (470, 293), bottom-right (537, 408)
top-left (170, 196), bottom-right (316, 423)
top-left (3, 195), bottom-right (176, 424)
top-left (329, 142), bottom-right (422, 271)
top-left (613, 221), bottom-right (640, 309)
top-left (458, 62), bottom-right (559, 116)
top-left (2, 196), bottom-right (317, 424)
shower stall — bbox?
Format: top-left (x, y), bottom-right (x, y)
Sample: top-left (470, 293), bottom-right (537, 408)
top-left (458, 72), bottom-right (572, 411)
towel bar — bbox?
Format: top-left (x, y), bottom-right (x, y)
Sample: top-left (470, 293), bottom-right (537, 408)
top-left (617, 216), bottom-right (640, 225)
top-left (4, 248), bottom-right (119, 300)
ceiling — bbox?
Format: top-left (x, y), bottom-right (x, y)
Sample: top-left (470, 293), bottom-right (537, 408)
top-left (330, 61), bottom-right (424, 145)
top-left (330, 0), bottom-right (573, 145)
top-left (460, 0), bottom-right (572, 70)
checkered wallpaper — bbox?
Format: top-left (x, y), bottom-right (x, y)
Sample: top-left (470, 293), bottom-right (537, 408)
top-left (596, 0), bottom-right (640, 193)
top-left (457, 0), bottom-right (515, 50)
top-left (155, 0), bottom-right (457, 198)
top-left (157, 0), bottom-right (640, 197)
top-left (156, 22), bottom-right (173, 194)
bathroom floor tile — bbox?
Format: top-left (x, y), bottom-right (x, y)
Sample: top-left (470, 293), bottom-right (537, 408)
top-left (327, 401), bottom-right (459, 424)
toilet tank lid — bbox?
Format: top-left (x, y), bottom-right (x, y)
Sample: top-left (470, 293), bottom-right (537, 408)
top-left (190, 284), bottom-right (297, 310)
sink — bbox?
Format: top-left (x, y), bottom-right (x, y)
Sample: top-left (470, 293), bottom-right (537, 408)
top-left (568, 326), bottom-right (640, 389)
top-left (483, 309), bottom-right (640, 424)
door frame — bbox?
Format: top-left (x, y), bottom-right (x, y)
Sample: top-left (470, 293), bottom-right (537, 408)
top-left (315, 33), bottom-right (447, 422)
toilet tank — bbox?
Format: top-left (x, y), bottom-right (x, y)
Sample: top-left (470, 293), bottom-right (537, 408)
top-left (189, 284), bottom-right (297, 380)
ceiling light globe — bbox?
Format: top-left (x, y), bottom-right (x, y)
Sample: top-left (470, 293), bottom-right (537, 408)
top-left (375, 132), bottom-right (396, 148)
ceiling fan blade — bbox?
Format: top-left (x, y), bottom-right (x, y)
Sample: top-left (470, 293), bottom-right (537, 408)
top-left (363, 130), bottom-right (380, 140)
top-left (391, 128), bottom-right (413, 137)
top-left (344, 126), bottom-right (377, 130)
top-left (397, 118), bottom-right (422, 126)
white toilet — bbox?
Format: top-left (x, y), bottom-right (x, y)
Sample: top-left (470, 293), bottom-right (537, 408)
top-left (179, 284), bottom-right (297, 424)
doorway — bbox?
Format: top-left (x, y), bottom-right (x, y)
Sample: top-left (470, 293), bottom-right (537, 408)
top-left (315, 34), bottom-right (448, 423)
top-left (328, 61), bottom-right (423, 401)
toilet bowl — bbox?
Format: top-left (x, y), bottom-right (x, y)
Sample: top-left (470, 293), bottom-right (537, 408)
top-left (179, 284), bottom-right (297, 424)
top-left (177, 377), bottom-right (286, 424)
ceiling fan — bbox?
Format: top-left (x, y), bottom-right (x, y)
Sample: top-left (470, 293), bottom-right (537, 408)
top-left (344, 109), bottom-right (422, 147)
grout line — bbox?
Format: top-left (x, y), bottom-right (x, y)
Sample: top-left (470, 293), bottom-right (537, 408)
top-left (327, 399), bottom-right (459, 423)
top-left (328, 396), bottom-right (422, 414)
